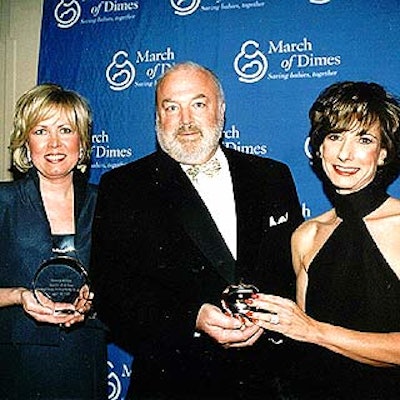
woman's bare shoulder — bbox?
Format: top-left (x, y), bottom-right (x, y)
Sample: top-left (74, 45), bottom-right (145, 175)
top-left (293, 209), bottom-right (336, 242)
top-left (384, 196), bottom-right (400, 215)
top-left (292, 209), bottom-right (337, 273)
top-left (367, 196), bottom-right (400, 221)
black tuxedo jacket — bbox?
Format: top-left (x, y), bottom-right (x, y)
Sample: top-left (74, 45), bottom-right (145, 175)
top-left (91, 147), bottom-right (303, 399)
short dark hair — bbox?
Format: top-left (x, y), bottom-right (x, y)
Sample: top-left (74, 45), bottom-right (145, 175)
top-left (308, 81), bottom-right (400, 185)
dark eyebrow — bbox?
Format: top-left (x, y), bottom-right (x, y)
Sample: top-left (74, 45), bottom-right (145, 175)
top-left (356, 129), bottom-right (377, 138)
top-left (329, 128), bottom-right (376, 137)
top-left (328, 129), bottom-right (345, 134)
top-left (357, 133), bottom-right (379, 143)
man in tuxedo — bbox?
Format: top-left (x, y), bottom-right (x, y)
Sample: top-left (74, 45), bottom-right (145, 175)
top-left (91, 61), bottom-right (303, 399)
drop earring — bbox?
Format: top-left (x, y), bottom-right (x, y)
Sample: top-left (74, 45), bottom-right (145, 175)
top-left (26, 147), bottom-right (32, 164)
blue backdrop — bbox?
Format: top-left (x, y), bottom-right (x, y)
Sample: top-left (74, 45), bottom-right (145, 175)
top-left (38, 1), bottom-right (400, 398)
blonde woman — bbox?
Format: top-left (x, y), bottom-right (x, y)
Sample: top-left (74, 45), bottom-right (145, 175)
top-left (0, 84), bottom-right (106, 399)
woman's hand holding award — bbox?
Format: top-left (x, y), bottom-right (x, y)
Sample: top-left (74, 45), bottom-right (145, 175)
top-left (32, 255), bottom-right (89, 315)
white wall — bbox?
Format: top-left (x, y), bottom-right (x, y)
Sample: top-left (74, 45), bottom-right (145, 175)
top-left (0, 0), bottom-right (43, 181)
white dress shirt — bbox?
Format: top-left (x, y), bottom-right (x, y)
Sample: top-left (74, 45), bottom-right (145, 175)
top-left (181, 147), bottom-right (237, 259)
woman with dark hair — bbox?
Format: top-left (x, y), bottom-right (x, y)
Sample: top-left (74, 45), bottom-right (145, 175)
top-left (0, 84), bottom-right (107, 399)
top-left (247, 82), bottom-right (400, 399)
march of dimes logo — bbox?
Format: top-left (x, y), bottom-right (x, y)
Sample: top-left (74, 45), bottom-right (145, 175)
top-left (54, 0), bottom-right (81, 28)
top-left (106, 50), bottom-right (136, 91)
top-left (108, 361), bottom-right (122, 400)
top-left (170, 0), bottom-right (330, 16)
top-left (170, 0), bottom-right (265, 15)
top-left (105, 46), bottom-right (175, 91)
top-left (107, 360), bottom-right (132, 400)
top-left (54, 0), bottom-right (140, 29)
top-left (92, 46), bottom-right (174, 167)
top-left (234, 40), bottom-right (268, 83)
top-left (222, 124), bottom-right (268, 157)
top-left (93, 46), bottom-right (176, 170)
top-left (233, 37), bottom-right (341, 84)
top-left (170, 0), bottom-right (201, 15)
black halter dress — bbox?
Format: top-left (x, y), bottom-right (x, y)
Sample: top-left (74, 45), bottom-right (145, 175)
top-left (293, 181), bottom-right (400, 399)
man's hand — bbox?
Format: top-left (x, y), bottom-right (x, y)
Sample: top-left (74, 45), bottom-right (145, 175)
top-left (195, 303), bottom-right (263, 348)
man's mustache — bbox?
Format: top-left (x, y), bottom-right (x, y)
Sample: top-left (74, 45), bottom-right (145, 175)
top-left (177, 123), bottom-right (201, 135)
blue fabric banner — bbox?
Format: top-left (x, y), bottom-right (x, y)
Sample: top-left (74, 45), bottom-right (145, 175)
top-left (38, 1), bottom-right (400, 398)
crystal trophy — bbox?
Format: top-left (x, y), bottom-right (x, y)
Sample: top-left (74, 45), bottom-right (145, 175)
top-left (221, 283), bottom-right (259, 317)
top-left (32, 255), bottom-right (89, 314)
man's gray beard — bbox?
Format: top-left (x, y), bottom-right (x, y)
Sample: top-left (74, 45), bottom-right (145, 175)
top-left (156, 121), bottom-right (223, 165)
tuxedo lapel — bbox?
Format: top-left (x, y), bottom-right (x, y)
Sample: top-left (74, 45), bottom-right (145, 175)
top-left (153, 151), bottom-right (236, 284)
top-left (224, 150), bottom-right (258, 245)
top-left (178, 197), bottom-right (236, 284)
top-left (224, 148), bottom-right (269, 281)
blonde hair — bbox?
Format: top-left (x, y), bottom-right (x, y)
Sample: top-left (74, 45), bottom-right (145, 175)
top-left (10, 83), bottom-right (92, 173)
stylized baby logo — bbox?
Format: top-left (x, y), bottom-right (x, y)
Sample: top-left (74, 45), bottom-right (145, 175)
top-left (233, 40), bottom-right (268, 84)
top-left (170, 0), bottom-right (201, 16)
top-left (106, 50), bottom-right (136, 91)
top-left (54, 0), bottom-right (81, 29)
top-left (107, 361), bottom-right (122, 400)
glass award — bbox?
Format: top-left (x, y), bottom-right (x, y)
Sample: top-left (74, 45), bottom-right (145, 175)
top-left (221, 283), bottom-right (259, 317)
top-left (32, 255), bottom-right (89, 314)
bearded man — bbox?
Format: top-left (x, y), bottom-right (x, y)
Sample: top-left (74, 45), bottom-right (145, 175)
top-left (91, 61), bottom-right (303, 399)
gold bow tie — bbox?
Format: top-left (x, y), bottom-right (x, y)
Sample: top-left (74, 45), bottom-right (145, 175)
top-left (186, 157), bottom-right (222, 182)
